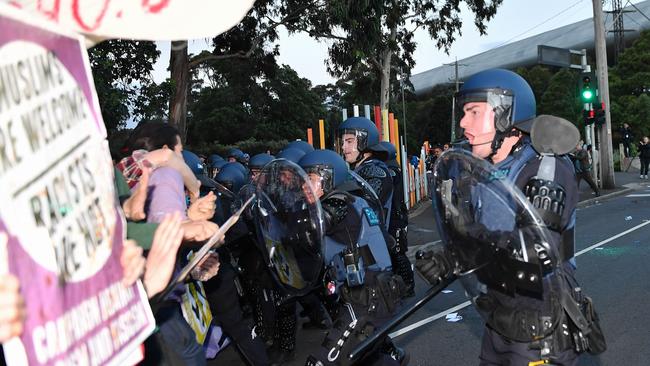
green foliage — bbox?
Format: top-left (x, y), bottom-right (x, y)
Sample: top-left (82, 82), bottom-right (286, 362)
top-left (88, 40), bottom-right (164, 136)
top-left (538, 68), bottom-right (582, 124)
top-left (610, 30), bottom-right (650, 140)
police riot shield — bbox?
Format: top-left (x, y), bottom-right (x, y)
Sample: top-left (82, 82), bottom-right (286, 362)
top-left (253, 159), bottom-right (325, 296)
top-left (431, 149), bottom-right (568, 341)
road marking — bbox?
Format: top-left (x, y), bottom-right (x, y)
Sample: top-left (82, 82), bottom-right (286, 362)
top-left (626, 194), bottom-right (650, 197)
top-left (389, 301), bottom-right (472, 338)
top-left (390, 219), bottom-right (650, 339)
top-left (574, 219), bottom-right (650, 256)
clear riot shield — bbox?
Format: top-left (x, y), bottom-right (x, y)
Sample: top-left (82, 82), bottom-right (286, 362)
top-left (253, 159), bottom-right (325, 296)
top-left (431, 149), bottom-right (569, 341)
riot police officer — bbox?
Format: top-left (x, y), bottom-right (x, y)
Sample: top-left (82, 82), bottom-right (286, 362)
top-left (416, 69), bottom-right (605, 365)
top-left (338, 118), bottom-right (414, 298)
top-left (377, 141), bottom-right (414, 297)
top-left (299, 149), bottom-right (408, 366)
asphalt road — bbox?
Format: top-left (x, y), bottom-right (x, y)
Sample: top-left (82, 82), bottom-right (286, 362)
top-left (212, 183), bottom-right (650, 365)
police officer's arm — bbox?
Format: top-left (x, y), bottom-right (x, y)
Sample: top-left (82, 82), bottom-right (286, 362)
top-left (515, 155), bottom-right (578, 259)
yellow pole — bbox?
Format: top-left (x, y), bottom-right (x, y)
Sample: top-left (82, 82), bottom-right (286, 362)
top-left (381, 109), bottom-right (390, 142)
top-left (393, 118), bottom-right (401, 165)
top-left (319, 119), bottom-right (325, 149)
top-left (307, 128), bottom-right (313, 146)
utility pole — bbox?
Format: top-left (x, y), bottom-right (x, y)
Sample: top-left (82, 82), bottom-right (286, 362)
top-left (445, 58), bottom-right (466, 142)
top-left (400, 70), bottom-right (408, 154)
top-left (592, 0), bottom-right (616, 188)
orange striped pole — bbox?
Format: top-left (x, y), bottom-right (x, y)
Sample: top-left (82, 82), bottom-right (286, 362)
top-left (393, 118), bottom-right (400, 165)
top-left (307, 128), bottom-right (313, 146)
top-left (319, 119), bottom-right (325, 149)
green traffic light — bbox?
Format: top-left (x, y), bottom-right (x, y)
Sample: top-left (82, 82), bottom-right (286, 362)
top-left (582, 89), bottom-right (594, 102)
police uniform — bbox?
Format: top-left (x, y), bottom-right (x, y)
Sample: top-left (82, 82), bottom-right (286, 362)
top-left (307, 187), bottom-right (406, 366)
top-left (355, 158), bottom-right (415, 297)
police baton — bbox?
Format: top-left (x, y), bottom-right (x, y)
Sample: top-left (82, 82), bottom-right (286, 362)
top-left (347, 275), bottom-right (456, 363)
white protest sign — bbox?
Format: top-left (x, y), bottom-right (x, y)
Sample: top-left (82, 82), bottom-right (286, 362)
top-left (2, 0), bottom-right (255, 41)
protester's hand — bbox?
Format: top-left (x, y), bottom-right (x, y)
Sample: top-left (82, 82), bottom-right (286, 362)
top-left (0, 274), bottom-right (25, 342)
top-left (190, 252), bottom-right (220, 281)
top-left (144, 213), bottom-right (184, 298)
top-left (120, 239), bottom-right (146, 287)
top-left (122, 166), bottom-right (151, 221)
top-left (181, 220), bottom-right (219, 242)
top-left (187, 191), bottom-right (216, 221)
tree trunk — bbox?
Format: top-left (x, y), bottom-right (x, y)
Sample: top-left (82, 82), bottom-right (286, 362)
top-left (379, 49), bottom-right (391, 113)
top-left (169, 40), bottom-right (189, 143)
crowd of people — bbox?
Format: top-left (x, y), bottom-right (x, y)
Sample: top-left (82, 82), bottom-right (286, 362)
top-left (1, 67), bottom-right (607, 366)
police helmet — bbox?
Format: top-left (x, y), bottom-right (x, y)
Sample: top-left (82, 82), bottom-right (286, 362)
top-left (298, 149), bottom-right (349, 195)
top-left (182, 150), bottom-right (216, 189)
top-left (212, 159), bottom-right (228, 171)
top-left (222, 161), bottom-right (249, 179)
top-left (338, 117), bottom-right (381, 154)
top-left (276, 147), bottom-right (307, 163)
top-left (227, 148), bottom-right (246, 164)
top-left (457, 68), bottom-right (536, 133)
top-left (208, 154), bottom-right (224, 168)
top-left (249, 153), bottom-right (275, 170)
top-left (286, 140), bottom-right (315, 154)
top-left (379, 141), bottom-right (398, 161)
top-left (215, 163), bottom-right (247, 193)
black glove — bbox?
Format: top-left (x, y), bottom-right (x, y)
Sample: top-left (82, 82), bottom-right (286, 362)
top-left (321, 196), bottom-right (349, 233)
top-left (415, 249), bottom-right (453, 286)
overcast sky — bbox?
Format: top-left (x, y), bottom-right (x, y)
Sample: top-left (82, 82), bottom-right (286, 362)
top-left (151, 0), bottom-right (643, 86)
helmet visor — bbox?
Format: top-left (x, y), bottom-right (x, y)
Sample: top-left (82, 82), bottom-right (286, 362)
top-left (454, 88), bottom-right (515, 141)
top-left (338, 128), bottom-right (368, 162)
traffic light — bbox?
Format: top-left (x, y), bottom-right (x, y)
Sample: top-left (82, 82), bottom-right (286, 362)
top-left (594, 102), bottom-right (606, 125)
top-left (579, 73), bottom-right (597, 103)
top-left (583, 109), bottom-right (595, 125)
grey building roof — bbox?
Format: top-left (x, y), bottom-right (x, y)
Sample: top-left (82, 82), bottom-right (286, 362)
top-left (410, 0), bottom-right (650, 94)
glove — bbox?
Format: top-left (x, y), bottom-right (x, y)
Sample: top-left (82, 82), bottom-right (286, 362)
top-left (321, 196), bottom-right (348, 233)
top-left (415, 249), bottom-right (453, 286)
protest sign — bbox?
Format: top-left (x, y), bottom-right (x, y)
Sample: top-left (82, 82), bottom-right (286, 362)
top-left (2, 0), bottom-right (255, 41)
top-left (0, 4), bottom-right (155, 365)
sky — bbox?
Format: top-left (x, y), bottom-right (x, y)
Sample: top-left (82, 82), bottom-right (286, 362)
top-left (151, 0), bottom-right (643, 87)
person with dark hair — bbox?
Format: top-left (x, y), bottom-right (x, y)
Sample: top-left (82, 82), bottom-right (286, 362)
top-left (620, 123), bottom-right (634, 158)
top-left (125, 122), bottom-right (221, 365)
top-left (639, 136), bottom-right (650, 179)
top-left (574, 142), bottom-right (600, 196)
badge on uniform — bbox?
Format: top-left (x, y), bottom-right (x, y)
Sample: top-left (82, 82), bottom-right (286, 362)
top-left (362, 207), bottom-right (380, 226)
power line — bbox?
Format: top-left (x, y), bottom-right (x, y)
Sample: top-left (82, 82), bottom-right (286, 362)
top-left (496, 0), bottom-right (586, 47)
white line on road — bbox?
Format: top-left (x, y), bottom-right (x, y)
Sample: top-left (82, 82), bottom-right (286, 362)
top-left (574, 219), bottom-right (650, 256)
top-left (390, 219), bottom-right (650, 339)
top-left (626, 194), bottom-right (650, 197)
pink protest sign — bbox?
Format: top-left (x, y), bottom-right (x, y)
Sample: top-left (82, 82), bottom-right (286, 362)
top-left (0, 4), bottom-right (155, 365)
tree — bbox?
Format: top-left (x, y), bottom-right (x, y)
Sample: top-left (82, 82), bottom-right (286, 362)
top-left (88, 40), bottom-right (162, 136)
top-left (284, 0), bottom-right (502, 113)
top-left (538, 68), bottom-right (581, 124)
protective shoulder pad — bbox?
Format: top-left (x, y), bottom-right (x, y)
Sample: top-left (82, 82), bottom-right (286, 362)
top-left (523, 178), bottom-right (566, 232)
top-left (322, 194), bottom-right (350, 228)
top-left (357, 160), bottom-right (388, 180)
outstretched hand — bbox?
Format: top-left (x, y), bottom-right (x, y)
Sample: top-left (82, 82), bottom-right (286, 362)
top-left (0, 274), bottom-right (26, 343)
top-left (188, 191), bottom-right (216, 221)
top-left (121, 239), bottom-right (146, 287)
top-left (144, 212), bottom-right (184, 298)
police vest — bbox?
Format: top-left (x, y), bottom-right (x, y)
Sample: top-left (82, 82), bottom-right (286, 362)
top-left (323, 194), bottom-right (393, 286)
top-left (354, 159), bottom-right (394, 231)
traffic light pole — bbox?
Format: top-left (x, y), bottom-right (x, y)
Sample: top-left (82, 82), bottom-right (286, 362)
top-left (592, 0), bottom-right (616, 189)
